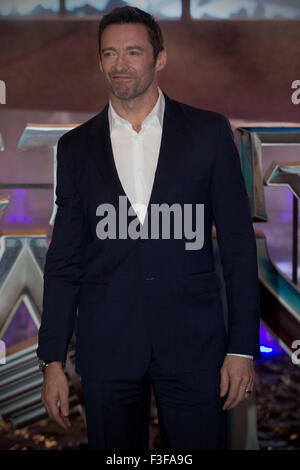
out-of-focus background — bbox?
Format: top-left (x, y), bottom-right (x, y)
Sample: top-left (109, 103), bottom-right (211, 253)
top-left (0, 0), bottom-right (300, 451)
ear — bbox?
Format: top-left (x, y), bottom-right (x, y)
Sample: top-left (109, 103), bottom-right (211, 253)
top-left (155, 48), bottom-right (167, 72)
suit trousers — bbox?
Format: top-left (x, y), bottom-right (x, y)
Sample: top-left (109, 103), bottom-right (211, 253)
top-left (80, 347), bottom-right (227, 450)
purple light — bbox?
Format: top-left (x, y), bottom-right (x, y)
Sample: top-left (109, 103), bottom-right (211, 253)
top-left (7, 189), bottom-right (32, 223)
top-left (259, 323), bottom-right (285, 356)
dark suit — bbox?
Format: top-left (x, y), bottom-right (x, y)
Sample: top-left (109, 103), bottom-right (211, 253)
top-left (37, 91), bottom-right (260, 449)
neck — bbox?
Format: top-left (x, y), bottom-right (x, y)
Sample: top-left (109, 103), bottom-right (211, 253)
top-left (109, 83), bottom-right (159, 133)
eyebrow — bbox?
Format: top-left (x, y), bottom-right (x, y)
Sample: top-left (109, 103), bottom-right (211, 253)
top-left (101, 45), bottom-right (145, 53)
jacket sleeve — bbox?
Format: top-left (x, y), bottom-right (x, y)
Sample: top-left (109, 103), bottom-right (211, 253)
top-left (211, 115), bottom-right (261, 360)
top-left (36, 136), bottom-right (90, 362)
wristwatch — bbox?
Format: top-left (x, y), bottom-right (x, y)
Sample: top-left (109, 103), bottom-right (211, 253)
top-left (38, 359), bottom-right (66, 372)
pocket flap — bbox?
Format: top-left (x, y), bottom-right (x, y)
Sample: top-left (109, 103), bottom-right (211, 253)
top-left (184, 270), bottom-right (221, 293)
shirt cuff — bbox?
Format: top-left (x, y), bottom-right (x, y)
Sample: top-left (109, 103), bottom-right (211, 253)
top-left (227, 353), bottom-right (253, 360)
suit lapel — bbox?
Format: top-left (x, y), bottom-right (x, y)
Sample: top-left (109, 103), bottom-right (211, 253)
top-left (147, 93), bottom-right (188, 208)
top-left (89, 103), bottom-right (127, 204)
top-left (89, 91), bottom-right (189, 222)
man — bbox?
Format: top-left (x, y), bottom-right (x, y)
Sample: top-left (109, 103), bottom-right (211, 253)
top-left (37, 6), bottom-right (260, 450)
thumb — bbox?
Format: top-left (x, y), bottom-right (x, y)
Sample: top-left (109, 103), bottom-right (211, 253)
top-left (220, 368), bottom-right (229, 397)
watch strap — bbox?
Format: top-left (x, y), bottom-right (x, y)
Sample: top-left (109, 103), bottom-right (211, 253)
top-left (38, 359), bottom-right (66, 371)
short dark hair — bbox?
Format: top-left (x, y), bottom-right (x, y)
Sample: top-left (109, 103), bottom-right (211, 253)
top-left (98, 6), bottom-right (164, 61)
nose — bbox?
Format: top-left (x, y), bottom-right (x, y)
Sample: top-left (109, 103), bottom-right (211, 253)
top-left (114, 53), bottom-right (129, 72)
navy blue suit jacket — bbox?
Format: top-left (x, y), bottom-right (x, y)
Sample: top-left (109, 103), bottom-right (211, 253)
top-left (37, 91), bottom-right (260, 379)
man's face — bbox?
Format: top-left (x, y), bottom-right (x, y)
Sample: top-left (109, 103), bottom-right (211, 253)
top-left (99, 23), bottom-right (166, 100)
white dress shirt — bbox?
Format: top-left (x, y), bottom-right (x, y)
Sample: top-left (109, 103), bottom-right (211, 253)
top-left (108, 87), bottom-right (253, 361)
top-left (108, 86), bottom-right (165, 225)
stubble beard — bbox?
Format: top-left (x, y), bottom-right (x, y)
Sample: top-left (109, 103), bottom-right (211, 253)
top-left (106, 70), bottom-right (155, 101)
top-left (109, 79), bottom-right (140, 100)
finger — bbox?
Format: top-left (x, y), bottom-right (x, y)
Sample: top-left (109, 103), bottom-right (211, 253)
top-left (59, 395), bottom-right (71, 427)
top-left (228, 380), bottom-right (249, 409)
top-left (244, 378), bottom-right (255, 398)
top-left (61, 416), bottom-right (71, 428)
top-left (48, 400), bottom-right (69, 429)
top-left (60, 412), bottom-right (71, 427)
top-left (41, 393), bottom-right (52, 418)
top-left (43, 400), bottom-right (51, 419)
top-left (60, 397), bottom-right (69, 417)
top-left (41, 388), bottom-right (52, 415)
top-left (245, 375), bottom-right (254, 392)
top-left (222, 378), bottom-right (240, 410)
top-left (220, 368), bottom-right (229, 397)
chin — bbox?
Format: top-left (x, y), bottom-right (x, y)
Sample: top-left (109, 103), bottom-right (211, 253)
top-left (113, 87), bottom-right (137, 100)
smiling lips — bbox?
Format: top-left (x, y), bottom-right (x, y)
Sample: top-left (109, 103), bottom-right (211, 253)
top-left (112, 75), bottom-right (134, 81)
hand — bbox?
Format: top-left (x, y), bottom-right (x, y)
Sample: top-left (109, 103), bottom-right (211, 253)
top-left (41, 362), bottom-right (72, 430)
top-left (220, 355), bottom-right (254, 410)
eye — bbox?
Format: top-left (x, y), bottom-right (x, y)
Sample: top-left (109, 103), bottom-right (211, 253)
top-left (129, 50), bottom-right (140, 55)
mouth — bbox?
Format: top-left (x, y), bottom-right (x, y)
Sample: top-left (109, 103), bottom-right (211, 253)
top-left (112, 76), bottom-right (134, 81)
